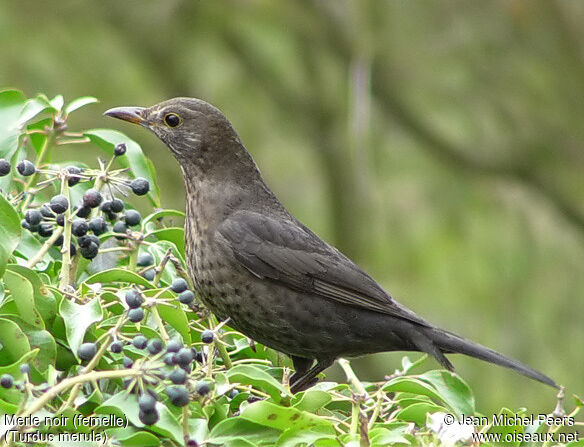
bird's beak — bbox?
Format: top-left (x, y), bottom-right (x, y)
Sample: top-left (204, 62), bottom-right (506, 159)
top-left (104, 106), bottom-right (147, 126)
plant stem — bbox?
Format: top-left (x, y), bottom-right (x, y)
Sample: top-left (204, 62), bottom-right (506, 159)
top-left (26, 227), bottom-right (63, 268)
top-left (338, 358), bottom-right (367, 396)
top-left (20, 369), bottom-right (143, 419)
top-left (209, 314), bottom-right (232, 369)
top-left (58, 179), bottom-right (73, 289)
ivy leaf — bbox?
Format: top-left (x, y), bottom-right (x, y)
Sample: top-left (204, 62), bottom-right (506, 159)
top-left (65, 96), bottom-right (98, 115)
top-left (3, 269), bottom-right (44, 328)
top-left (0, 194), bottom-right (21, 278)
top-left (59, 297), bottom-right (103, 356)
top-left (0, 317), bottom-right (31, 366)
top-left (84, 268), bottom-right (153, 289)
top-left (226, 365), bottom-right (289, 402)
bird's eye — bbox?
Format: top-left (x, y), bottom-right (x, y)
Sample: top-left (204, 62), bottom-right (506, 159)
top-left (164, 113), bottom-right (182, 128)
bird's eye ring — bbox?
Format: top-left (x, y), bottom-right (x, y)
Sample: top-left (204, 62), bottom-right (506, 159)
top-left (164, 113), bottom-right (182, 128)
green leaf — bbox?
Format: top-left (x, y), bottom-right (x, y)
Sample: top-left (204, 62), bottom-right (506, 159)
top-left (84, 268), bottom-right (153, 289)
top-left (59, 297), bottom-right (103, 356)
top-left (0, 317), bottom-right (31, 365)
top-left (84, 129), bottom-right (160, 206)
top-left (26, 329), bottom-right (56, 373)
top-left (278, 428), bottom-right (338, 447)
top-left (142, 209), bottom-right (185, 228)
top-left (0, 194), bottom-right (21, 278)
top-left (0, 89), bottom-right (26, 161)
top-left (152, 301), bottom-right (191, 343)
top-left (291, 389), bottom-right (332, 412)
top-left (240, 400), bottom-right (334, 432)
top-left (3, 269), bottom-right (44, 328)
top-left (395, 401), bottom-right (447, 426)
top-left (417, 370), bottom-right (475, 416)
top-left (6, 265), bottom-right (57, 326)
top-left (146, 228), bottom-right (185, 260)
top-left (226, 365), bottom-right (290, 402)
top-left (384, 371), bottom-right (474, 417)
top-left (208, 418), bottom-right (280, 446)
top-left (13, 230), bottom-right (51, 270)
top-left (65, 96), bottom-right (98, 115)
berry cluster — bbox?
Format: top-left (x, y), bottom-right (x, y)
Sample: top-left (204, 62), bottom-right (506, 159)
top-left (15, 148), bottom-right (150, 261)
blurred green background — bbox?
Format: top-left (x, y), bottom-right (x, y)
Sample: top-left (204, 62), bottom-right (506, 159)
top-left (1, 0), bottom-right (582, 414)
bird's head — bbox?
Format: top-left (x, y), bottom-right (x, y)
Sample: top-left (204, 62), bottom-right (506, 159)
top-left (104, 98), bottom-right (247, 174)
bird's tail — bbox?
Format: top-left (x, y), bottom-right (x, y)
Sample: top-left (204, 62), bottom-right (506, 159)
top-left (417, 326), bottom-right (557, 388)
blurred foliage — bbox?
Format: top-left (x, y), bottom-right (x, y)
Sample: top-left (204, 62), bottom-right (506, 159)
top-left (0, 0), bottom-right (582, 415)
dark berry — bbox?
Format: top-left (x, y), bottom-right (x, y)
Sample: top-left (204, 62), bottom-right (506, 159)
top-left (178, 290), bottom-right (195, 305)
top-left (110, 198), bottom-right (124, 213)
top-left (170, 278), bottom-right (188, 293)
top-left (195, 381), bottom-right (211, 396)
top-left (163, 353), bottom-right (177, 366)
top-left (128, 308), bottom-right (145, 323)
top-left (105, 211), bottom-right (117, 221)
top-left (67, 166), bottom-right (82, 186)
top-left (186, 439), bottom-right (199, 447)
top-left (55, 213), bottom-right (65, 226)
top-left (78, 234), bottom-right (100, 248)
top-left (168, 368), bottom-right (188, 385)
top-left (110, 340), bottom-right (124, 353)
top-left (25, 209), bottom-right (42, 226)
top-left (17, 160), bottom-right (35, 176)
top-left (166, 386), bottom-right (190, 407)
top-left (83, 189), bottom-right (102, 208)
top-left (131, 177), bottom-right (150, 196)
top-left (125, 290), bottom-right (144, 309)
top-left (113, 221), bottom-right (127, 239)
top-left (227, 389), bottom-right (239, 399)
top-left (71, 219), bottom-right (88, 237)
top-left (195, 351), bottom-right (205, 363)
top-left (137, 252), bottom-right (154, 267)
top-left (0, 159), bottom-right (10, 176)
top-left (53, 235), bottom-right (64, 246)
top-left (21, 219), bottom-right (34, 232)
top-left (132, 335), bottom-right (148, 349)
top-left (147, 338), bottom-right (163, 355)
top-left (100, 201), bottom-right (112, 213)
top-left (76, 205), bottom-right (91, 218)
top-left (40, 204), bottom-right (54, 218)
top-left (69, 243), bottom-right (77, 256)
top-left (50, 194), bottom-right (69, 214)
top-left (142, 269), bottom-right (156, 281)
top-left (124, 209), bottom-right (141, 226)
top-left (166, 339), bottom-right (182, 353)
top-left (123, 356), bottom-right (134, 368)
top-left (20, 364), bottom-right (30, 375)
top-left (176, 348), bottom-right (194, 367)
top-left (201, 330), bottom-right (214, 344)
top-left (77, 342), bottom-right (97, 361)
top-left (247, 395), bottom-right (262, 404)
top-left (80, 242), bottom-right (99, 260)
top-left (89, 216), bottom-right (107, 235)
top-left (114, 143), bottom-right (127, 156)
top-left (138, 393), bottom-right (157, 412)
top-left (0, 374), bottom-right (14, 389)
top-left (38, 223), bottom-right (54, 237)
top-left (139, 409), bottom-right (159, 425)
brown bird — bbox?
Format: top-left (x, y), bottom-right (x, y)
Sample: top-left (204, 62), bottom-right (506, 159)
top-left (105, 98), bottom-right (556, 392)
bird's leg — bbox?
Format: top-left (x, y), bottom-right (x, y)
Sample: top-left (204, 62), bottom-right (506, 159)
top-left (289, 356), bottom-right (314, 385)
top-left (290, 359), bottom-right (334, 393)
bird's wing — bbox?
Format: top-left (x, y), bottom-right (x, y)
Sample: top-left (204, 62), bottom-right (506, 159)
top-left (216, 210), bottom-right (431, 327)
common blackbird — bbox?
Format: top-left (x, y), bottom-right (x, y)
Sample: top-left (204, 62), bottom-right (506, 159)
top-left (105, 98), bottom-right (556, 392)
